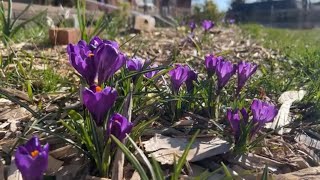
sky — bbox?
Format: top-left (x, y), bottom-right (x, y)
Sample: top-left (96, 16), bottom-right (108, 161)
top-left (192, 0), bottom-right (232, 11)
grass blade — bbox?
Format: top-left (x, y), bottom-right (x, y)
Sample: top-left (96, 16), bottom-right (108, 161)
top-left (172, 129), bottom-right (200, 180)
top-left (151, 155), bottom-right (165, 180)
top-left (127, 135), bottom-right (157, 180)
top-left (261, 164), bottom-right (270, 180)
top-left (221, 162), bottom-right (233, 180)
top-left (111, 135), bottom-right (149, 180)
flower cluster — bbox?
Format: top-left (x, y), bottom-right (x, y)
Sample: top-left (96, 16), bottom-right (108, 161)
top-left (67, 36), bottom-right (133, 137)
top-left (227, 99), bottom-right (278, 144)
top-left (168, 64), bottom-right (197, 93)
top-left (187, 20), bottom-right (215, 32)
top-left (204, 54), bottom-right (258, 93)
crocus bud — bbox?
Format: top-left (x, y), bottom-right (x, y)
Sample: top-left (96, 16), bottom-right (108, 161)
top-left (185, 66), bottom-right (197, 93)
top-left (237, 61), bottom-right (258, 94)
top-left (189, 21), bottom-right (196, 32)
top-left (216, 59), bottom-right (236, 90)
top-left (96, 43), bottom-right (126, 85)
top-left (204, 54), bottom-right (223, 76)
top-left (107, 113), bottom-right (133, 141)
top-left (168, 64), bottom-right (189, 93)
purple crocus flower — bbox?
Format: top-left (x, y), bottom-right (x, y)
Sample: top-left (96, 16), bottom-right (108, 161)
top-left (145, 64), bottom-right (159, 79)
top-left (227, 108), bottom-right (249, 142)
top-left (168, 65), bottom-right (189, 92)
top-left (250, 99), bottom-right (278, 135)
top-left (227, 108), bottom-right (241, 141)
top-left (127, 57), bottom-right (144, 71)
top-left (96, 43), bottom-right (126, 85)
top-left (237, 61), bottom-right (258, 94)
top-left (189, 21), bottom-right (196, 32)
top-left (216, 59), bottom-right (236, 90)
top-left (185, 66), bottom-right (197, 92)
top-left (82, 85), bottom-right (118, 126)
top-left (204, 54), bottom-right (223, 76)
top-left (202, 20), bottom-right (214, 31)
top-left (15, 136), bottom-right (49, 180)
top-left (67, 42), bottom-right (97, 85)
top-left (229, 19), bottom-right (236, 24)
top-left (251, 99), bottom-right (278, 124)
top-left (107, 113), bottom-right (133, 141)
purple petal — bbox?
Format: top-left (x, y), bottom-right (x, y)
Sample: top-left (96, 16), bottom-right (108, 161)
top-left (250, 99), bottom-right (278, 134)
top-left (169, 65), bottom-right (189, 92)
top-left (237, 61), bottom-right (258, 93)
top-left (202, 20), bottom-right (214, 31)
top-left (82, 87), bottom-right (118, 126)
top-left (227, 109), bottom-right (241, 141)
top-left (144, 64), bottom-right (159, 79)
top-left (67, 44), bottom-right (96, 85)
top-left (216, 59), bottom-right (236, 89)
top-left (24, 136), bottom-right (42, 152)
top-left (107, 113), bottom-right (133, 141)
top-left (96, 44), bottom-right (125, 85)
top-left (127, 57), bottom-right (144, 71)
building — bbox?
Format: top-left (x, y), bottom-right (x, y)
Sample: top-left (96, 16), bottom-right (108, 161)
top-left (227, 0), bottom-right (320, 28)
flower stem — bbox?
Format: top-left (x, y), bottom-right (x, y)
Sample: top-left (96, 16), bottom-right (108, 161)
top-left (176, 92), bottom-right (182, 120)
top-left (214, 94), bottom-right (220, 121)
top-left (214, 93), bottom-right (220, 122)
top-left (208, 77), bottom-right (213, 118)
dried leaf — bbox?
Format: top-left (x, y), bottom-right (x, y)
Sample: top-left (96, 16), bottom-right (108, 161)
top-left (267, 90), bottom-right (306, 134)
top-left (275, 166), bottom-right (320, 180)
top-left (46, 155), bottom-right (64, 174)
top-left (7, 161), bottom-right (23, 180)
top-left (142, 134), bottom-right (230, 164)
top-left (231, 153), bottom-right (285, 172)
top-left (130, 171), bottom-right (141, 180)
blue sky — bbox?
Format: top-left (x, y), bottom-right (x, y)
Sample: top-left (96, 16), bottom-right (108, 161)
top-left (192, 0), bottom-right (232, 11)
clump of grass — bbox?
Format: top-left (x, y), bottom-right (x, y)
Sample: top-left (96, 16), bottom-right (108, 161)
top-left (241, 24), bottom-right (320, 108)
top-left (32, 67), bottom-right (69, 93)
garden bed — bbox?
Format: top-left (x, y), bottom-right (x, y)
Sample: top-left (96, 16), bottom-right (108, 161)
top-left (1, 23), bottom-right (320, 179)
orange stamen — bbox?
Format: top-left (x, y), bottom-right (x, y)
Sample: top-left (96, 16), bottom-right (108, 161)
top-left (95, 86), bottom-right (102, 92)
top-left (31, 150), bottom-right (39, 158)
top-left (88, 53), bottom-right (94, 57)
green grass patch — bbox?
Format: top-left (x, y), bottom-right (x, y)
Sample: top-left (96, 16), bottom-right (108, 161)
top-left (241, 23), bottom-right (320, 108)
top-left (32, 67), bottom-right (69, 93)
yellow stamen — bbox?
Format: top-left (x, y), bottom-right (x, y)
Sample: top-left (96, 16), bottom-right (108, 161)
top-left (95, 86), bottom-right (102, 92)
top-left (31, 150), bottom-right (39, 158)
top-left (88, 53), bottom-right (94, 57)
